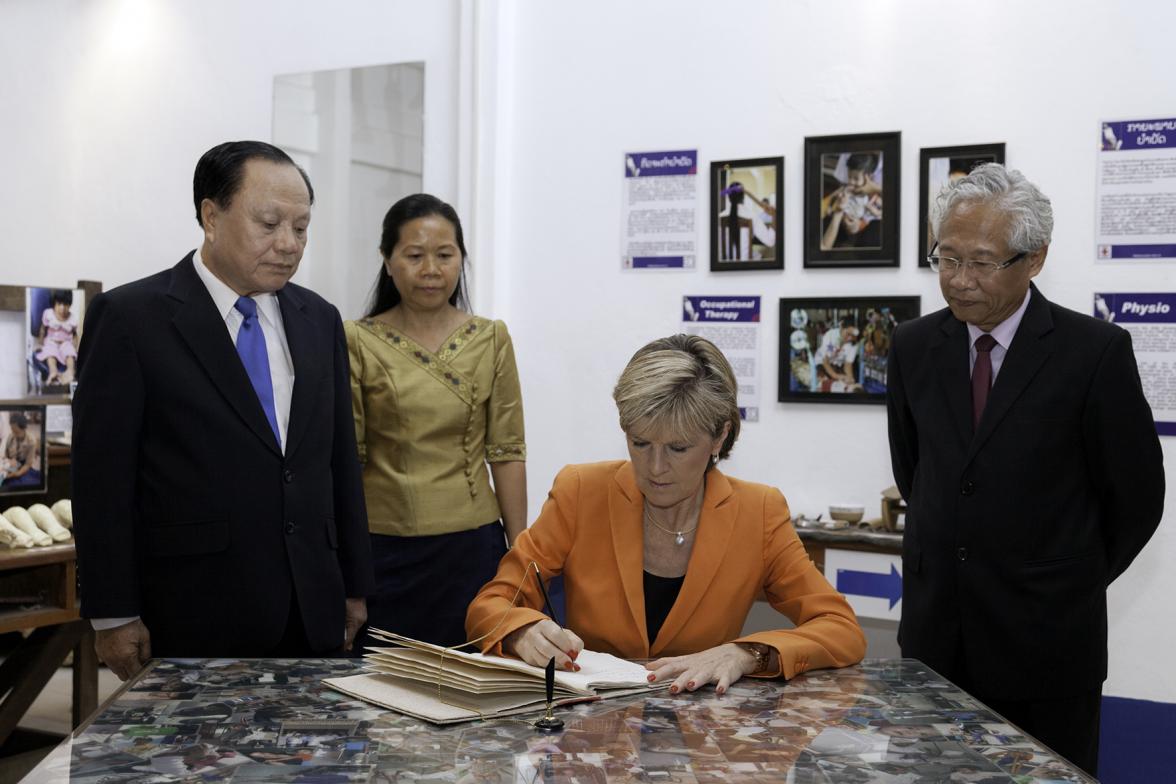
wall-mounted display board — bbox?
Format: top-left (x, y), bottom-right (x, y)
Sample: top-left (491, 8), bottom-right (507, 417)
top-left (917, 144), bottom-right (1005, 268)
top-left (1097, 118), bottom-right (1176, 263)
top-left (779, 296), bottom-right (920, 404)
top-left (621, 149), bottom-right (698, 270)
top-left (1094, 291), bottom-right (1176, 436)
top-left (682, 295), bottom-right (761, 421)
top-left (709, 156), bottom-right (783, 272)
top-left (804, 132), bottom-right (900, 268)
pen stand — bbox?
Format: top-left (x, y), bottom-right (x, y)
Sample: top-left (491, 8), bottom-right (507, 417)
top-left (533, 703), bottom-right (564, 732)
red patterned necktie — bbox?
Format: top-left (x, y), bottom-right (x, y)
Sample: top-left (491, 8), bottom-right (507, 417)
top-left (971, 333), bottom-right (998, 431)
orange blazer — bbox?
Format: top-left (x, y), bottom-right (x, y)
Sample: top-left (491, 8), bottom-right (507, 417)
top-left (466, 461), bottom-right (865, 679)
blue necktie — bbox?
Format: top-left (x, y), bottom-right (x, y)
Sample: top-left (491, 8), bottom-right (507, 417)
top-left (234, 296), bottom-right (281, 449)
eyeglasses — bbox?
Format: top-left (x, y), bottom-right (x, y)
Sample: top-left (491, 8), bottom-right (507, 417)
top-left (927, 242), bottom-right (1028, 278)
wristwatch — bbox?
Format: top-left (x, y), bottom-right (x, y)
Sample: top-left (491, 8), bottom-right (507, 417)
top-left (739, 642), bottom-right (771, 674)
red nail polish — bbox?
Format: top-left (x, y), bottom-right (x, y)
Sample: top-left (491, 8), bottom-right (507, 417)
top-left (687, 681), bottom-right (695, 689)
top-left (670, 686), bottom-right (678, 694)
top-left (647, 674), bottom-right (656, 682)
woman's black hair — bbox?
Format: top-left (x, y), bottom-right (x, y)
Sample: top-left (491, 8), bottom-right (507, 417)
top-left (8, 412), bottom-right (29, 429)
top-left (365, 194), bottom-right (469, 317)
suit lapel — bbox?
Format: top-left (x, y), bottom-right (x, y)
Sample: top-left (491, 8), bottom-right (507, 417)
top-left (931, 313), bottom-right (974, 448)
top-left (653, 469), bottom-right (736, 654)
top-left (966, 286), bottom-right (1054, 462)
top-left (168, 254), bottom-right (282, 456)
top-left (277, 286), bottom-right (324, 459)
top-left (609, 464), bottom-right (649, 651)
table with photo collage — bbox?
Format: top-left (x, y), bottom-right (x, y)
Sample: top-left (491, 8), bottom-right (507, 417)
top-left (24, 657), bottom-right (1094, 782)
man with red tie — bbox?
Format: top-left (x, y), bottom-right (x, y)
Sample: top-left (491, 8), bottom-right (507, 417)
top-left (886, 163), bottom-right (1163, 775)
top-left (73, 142), bottom-right (373, 679)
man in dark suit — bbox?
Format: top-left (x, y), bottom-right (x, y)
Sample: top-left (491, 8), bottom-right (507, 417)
top-left (73, 141), bottom-right (374, 678)
top-left (887, 163), bottom-right (1164, 775)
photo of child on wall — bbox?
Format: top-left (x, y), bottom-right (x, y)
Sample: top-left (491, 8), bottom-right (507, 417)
top-left (25, 287), bottom-right (85, 395)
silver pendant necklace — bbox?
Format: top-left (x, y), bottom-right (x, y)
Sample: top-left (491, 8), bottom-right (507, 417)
top-left (644, 509), bottom-right (698, 545)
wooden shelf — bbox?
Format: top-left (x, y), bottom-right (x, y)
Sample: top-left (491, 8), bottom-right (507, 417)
top-left (0, 542), bottom-right (78, 636)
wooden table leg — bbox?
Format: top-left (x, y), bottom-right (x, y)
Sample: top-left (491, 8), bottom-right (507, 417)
top-left (0, 622), bottom-right (84, 746)
top-left (71, 622), bottom-right (98, 728)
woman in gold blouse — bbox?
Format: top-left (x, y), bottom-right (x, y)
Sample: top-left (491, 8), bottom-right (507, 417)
top-left (345, 194), bottom-right (526, 649)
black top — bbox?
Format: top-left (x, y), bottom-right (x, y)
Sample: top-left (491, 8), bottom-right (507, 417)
top-left (643, 571), bottom-right (685, 645)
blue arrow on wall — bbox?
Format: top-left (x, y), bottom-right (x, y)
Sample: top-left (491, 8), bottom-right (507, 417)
top-left (836, 564), bottom-right (902, 609)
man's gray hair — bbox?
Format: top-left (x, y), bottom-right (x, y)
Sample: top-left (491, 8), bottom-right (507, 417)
top-left (930, 163), bottom-right (1053, 252)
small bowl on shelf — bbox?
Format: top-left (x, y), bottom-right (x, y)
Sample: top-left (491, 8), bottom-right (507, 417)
top-left (828, 504), bottom-right (865, 526)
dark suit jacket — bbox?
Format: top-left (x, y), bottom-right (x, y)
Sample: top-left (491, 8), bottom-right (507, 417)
top-left (887, 284), bottom-right (1164, 701)
top-left (73, 253), bottom-right (374, 656)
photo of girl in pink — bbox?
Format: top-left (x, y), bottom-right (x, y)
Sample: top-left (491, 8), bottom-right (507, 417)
top-left (26, 287), bottom-right (84, 394)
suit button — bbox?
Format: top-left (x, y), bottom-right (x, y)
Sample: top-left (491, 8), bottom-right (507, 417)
top-left (960, 480), bottom-right (975, 496)
top-left (284, 470), bottom-right (295, 483)
top-left (957, 547), bottom-right (968, 561)
top-left (285, 521), bottom-right (296, 534)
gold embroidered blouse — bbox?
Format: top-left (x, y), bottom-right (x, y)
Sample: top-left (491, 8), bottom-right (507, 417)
top-left (344, 316), bottom-right (526, 537)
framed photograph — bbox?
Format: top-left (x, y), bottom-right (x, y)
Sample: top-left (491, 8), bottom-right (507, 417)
top-left (918, 144), bottom-right (1006, 267)
top-left (709, 156), bottom-right (784, 271)
top-left (778, 296), bottom-right (921, 404)
top-left (804, 132), bottom-right (900, 268)
top-left (0, 403), bottom-right (48, 496)
top-left (25, 287), bottom-right (85, 396)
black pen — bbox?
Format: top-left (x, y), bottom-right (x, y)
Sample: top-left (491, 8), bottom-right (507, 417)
top-left (531, 562), bottom-right (560, 626)
top-left (531, 563), bottom-right (577, 672)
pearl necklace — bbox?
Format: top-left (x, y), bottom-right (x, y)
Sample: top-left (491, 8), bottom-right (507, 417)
top-left (643, 508), bottom-right (698, 546)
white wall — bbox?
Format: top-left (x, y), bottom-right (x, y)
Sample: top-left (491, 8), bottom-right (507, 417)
top-left (0, 0), bottom-right (463, 304)
top-left (273, 62), bottom-right (426, 320)
top-left (489, 0), bottom-right (1176, 703)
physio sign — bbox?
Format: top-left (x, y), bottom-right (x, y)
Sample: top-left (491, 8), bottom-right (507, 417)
top-left (1094, 292), bottom-right (1176, 436)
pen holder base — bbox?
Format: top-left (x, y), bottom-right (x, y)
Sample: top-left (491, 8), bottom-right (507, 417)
top-left (533, 715), bottom-right (565, 732)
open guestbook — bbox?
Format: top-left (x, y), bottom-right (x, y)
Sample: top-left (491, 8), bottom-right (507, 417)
top-left (324, 629), bottom-right (666, 724)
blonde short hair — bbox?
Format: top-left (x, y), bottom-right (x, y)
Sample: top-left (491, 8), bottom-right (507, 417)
top-left (612, 334), bottom-right (740, 462)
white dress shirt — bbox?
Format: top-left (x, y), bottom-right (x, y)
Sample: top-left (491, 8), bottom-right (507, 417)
top-left (192, 248), bottom-right (295, 450)
top-left (967, 288), bottom-right (1032, 382)
top-left (92, 250), bottom-right (297, 632)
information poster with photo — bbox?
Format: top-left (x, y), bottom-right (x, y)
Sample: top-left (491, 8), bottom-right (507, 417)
top-left (1096, 118), bottom-right (1176, 262)
top-left (682, 296), bottom-right (760, 421)
top-left (622, 149), bottom-right (697, 269)
top-left (1094, 292), bottom-right (1176, 435)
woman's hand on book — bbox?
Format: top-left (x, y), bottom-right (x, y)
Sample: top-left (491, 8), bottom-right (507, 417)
top-left (503, 620), bottom-right (584, 671)
top-left (644, 643), bottom-right (758, 696)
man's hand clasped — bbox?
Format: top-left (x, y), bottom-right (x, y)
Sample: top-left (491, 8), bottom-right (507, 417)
top-left (96, 619), bottom-right (152, 681)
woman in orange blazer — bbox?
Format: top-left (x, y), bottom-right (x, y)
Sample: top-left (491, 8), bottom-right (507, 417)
top-left (466, 334), bottom-right (865, 695)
